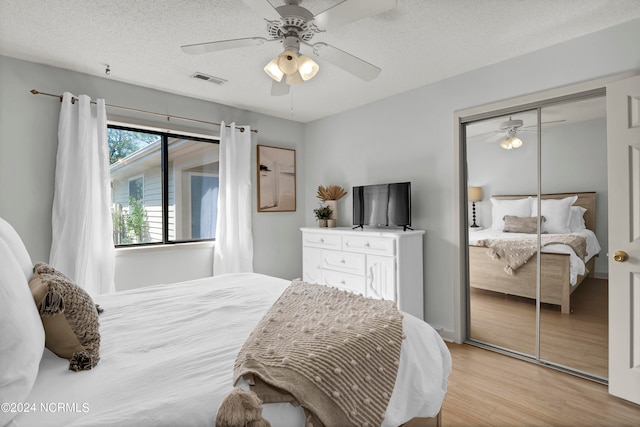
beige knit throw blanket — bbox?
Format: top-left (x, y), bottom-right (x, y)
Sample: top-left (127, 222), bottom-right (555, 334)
top-left (476, 234), bottom-right (588, 275)
top-left (233, 279), bottom-right (404, 427)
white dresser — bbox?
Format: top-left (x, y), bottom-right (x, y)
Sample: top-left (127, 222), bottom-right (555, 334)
top-left (300, 227), bottom-right (425, 319)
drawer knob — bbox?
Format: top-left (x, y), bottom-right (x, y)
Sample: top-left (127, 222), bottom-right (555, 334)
top-left (340, 259), bottom-right (346, 264)
top-left (320, 238), bottom-right (324, 243)
top-left (365, 242), bottom-right (370, 247)
top-left (340, 280), bottom-right (346, 285)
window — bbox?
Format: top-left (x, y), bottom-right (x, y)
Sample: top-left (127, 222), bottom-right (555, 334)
top-left (108, 125), bottom-right (219, 246)
top-left (189, 173), bottom-right (219, 239)
top-left (128, 176), bottom-right (144, 201)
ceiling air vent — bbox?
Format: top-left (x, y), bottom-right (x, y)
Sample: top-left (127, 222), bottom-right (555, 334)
top-left (191, 72), bottom-right (227, 85)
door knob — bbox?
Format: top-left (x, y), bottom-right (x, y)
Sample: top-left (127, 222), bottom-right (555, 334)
top-left (613, 250), bottom-right (628, 262)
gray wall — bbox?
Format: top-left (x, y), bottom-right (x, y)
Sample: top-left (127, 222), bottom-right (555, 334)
top-left (1, 18), bottom-right (639, 336)
top-left (304, 18), bottom-right (640, 335)
top-left (0, 55), bottom-right (306, 287)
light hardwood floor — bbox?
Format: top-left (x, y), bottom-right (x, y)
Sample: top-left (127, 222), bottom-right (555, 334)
top-left (469, 277), bottom-right (608, 378)
top-left (441, 342), bottom-right (640, 426)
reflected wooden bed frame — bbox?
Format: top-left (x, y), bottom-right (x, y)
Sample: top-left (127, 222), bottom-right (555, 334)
top-left (469, 192), bottom-right (596, 314)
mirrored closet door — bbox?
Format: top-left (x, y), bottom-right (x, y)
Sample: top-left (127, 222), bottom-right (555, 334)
top-left (463, 93), bottom-right (608, 381)
top-left (537, 97), bottom-right (608, 379)
top-left (466, 110), bottom-right (539, 358)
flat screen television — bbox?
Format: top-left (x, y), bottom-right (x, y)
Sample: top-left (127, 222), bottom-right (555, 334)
top-left (352, 182), bottom-right (412, 230)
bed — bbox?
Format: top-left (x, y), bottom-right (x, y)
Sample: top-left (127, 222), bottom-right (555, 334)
top-left (0, 217), bottom-right (451, 427)
top-left (467, 192), bottom-right (601, 314)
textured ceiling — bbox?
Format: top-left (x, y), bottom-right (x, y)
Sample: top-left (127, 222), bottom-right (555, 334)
top-left (1, 0), bottom-right (639, 123)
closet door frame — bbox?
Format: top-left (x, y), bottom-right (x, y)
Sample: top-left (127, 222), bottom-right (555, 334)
top-left (452, 74), bottom-right (634, 379)
top-left (459, 91), bottom-right (605, 376)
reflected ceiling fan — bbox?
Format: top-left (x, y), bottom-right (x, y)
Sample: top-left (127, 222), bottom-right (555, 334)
top-left (181, 0), bottom-right (396, 96)
top-left (479, 117), bottom-right (566, 150)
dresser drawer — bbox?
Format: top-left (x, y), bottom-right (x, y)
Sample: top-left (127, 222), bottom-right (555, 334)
top-left (301, 227), bottom-right (424, 320)
top-left (302, 232), bottom-right (341, 250)
top-left (322, 250), bottom-right (365, 275)
top-left (343, 235), bottom-right (395, 256)
top-left (322, 270), bottom-right (365, 294)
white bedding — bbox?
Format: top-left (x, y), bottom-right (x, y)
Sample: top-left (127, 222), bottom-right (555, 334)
top-left (11, 273), bottom-right (450, 427)
top-left (468, 228), bottom-right (601, 285)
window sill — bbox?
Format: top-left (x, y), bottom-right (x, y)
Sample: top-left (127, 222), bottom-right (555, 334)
top-left (115, 240), bottom-right (215, 256)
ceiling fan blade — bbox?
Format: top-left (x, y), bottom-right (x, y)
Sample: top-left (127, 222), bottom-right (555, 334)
top-left (467, 129), bottom-right (497, 139)
top-left (270, 79), bottom-right (290, 96)
top-left (181, 37), bottom-right (268, 54)
top-left (310, 42), bottom-right (381, 81)
top-left (521, 119), bottom-right (567, 129)
top-left (484, 132), bottom-right (506, 143)
top-left (241, 0), bottom-right (282, 20)
top-left (313, 0), bottom-right (396, 30)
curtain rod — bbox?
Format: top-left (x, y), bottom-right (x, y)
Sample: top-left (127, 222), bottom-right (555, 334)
top-left (30, 89), bottom-right (257, 133)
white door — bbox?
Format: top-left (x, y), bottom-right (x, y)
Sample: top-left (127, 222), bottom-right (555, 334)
top-left (607, 73), bottom-right (640, 404)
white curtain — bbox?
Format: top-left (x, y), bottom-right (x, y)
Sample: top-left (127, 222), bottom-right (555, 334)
top-left (213, 122), bottom-right (254, 275)
top-left (50, 93), bottom-right (115, 295)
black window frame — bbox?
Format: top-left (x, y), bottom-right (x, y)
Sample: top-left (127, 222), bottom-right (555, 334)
top-left (108, 124), bottom-right (220, 248)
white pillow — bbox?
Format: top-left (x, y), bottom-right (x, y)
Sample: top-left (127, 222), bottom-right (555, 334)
top-left (569, 205), bottom-right (587, 232)
top-left (490, 197), bottom-right (533, 230)
top-left (0, 239), bottom-right (45, 426)
top-left (531, 196), bottom-right (578, 234)
top-left (0, 216), bottom-right (33, 281)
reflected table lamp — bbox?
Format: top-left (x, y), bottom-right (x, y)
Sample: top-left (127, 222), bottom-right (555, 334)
top-left (468, 187), bottom-right (483, 228)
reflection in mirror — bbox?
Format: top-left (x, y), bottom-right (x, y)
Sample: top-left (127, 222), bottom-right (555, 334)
top-left (465, 110), bottom-right (539, 357)
top-left (538, 96), bottom-right (608, 380)
top-left (464, 95), bottom-right (608, 382)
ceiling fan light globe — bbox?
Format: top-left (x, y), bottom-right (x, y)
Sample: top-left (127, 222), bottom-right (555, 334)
top-left (500, 136), bottom-right (524, 149)
top-left (297, 55), bottom-right (319, 81)
top-left (511, 137), bottom-right (524, 148)
top-left (278, 50), bottom-right (299, 75)
top-left (285, 70), bottom-right (304, 85)
top-left (264, 58), bottom-right (284, 82)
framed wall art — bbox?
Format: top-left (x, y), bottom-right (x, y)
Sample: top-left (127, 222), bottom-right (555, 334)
top-left (257, 145), bottom-right (296, 212)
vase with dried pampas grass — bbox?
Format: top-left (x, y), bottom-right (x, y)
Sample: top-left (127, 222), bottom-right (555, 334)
top-left (316, 185), bottom-right (347, 223)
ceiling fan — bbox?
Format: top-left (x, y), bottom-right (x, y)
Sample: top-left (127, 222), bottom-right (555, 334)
top-left (479, 117), bottom-right (566, 149)
top-left (180, 0), bottom-right (396, 96)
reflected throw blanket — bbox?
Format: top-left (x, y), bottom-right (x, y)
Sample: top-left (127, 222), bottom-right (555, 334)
top-left (476, 234), bottom-right (588, 275)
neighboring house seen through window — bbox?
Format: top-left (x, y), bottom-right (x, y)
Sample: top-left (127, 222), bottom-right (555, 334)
top-left (108, 125), bottom-right (220, 246)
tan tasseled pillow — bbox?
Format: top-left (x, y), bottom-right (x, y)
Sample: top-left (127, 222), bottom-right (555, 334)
top-left (503, 215), bottom-right (545, 234)
top-left (29, 262), bottom-right (102, 372)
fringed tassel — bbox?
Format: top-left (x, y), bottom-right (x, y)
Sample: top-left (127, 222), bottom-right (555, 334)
top-left (504, 266), bottom-right (514, 276)
top-left (215, 388), bottom-right (271, 427)
top-left (68, 350), bottom-right (95, 372)
top-left (303, 408), bottom-right (324, 427)
top-left (39, 289), bottom-right (65, 316)
top-left (487, 250), bottom-right (501, 261)
top-left (305, 414), bottom-right (315, 427)
top-left (95, 304), bottom-right (104, 314)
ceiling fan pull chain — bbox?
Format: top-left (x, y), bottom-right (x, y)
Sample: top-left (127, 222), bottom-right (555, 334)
top-left (290, 88), bottom-right (295, 116)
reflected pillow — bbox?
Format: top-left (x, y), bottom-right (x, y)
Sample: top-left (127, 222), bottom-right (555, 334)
top-left (531, 196), bottom-right (577, 234)
top-left (503, 215), bottom-right (545, 234)
top-left (569, 206), bottom-right (587, 232)
top-left (490, 197), bottom-right (533, 230)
